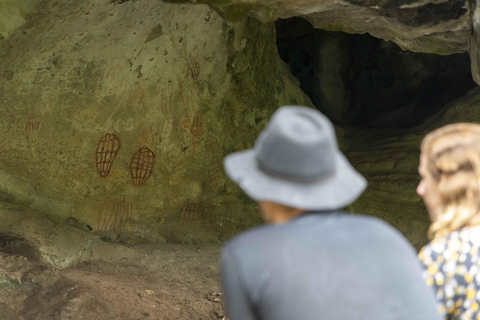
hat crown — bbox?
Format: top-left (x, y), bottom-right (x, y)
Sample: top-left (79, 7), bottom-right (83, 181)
top-left (255, 107), bottom-right (337, 181)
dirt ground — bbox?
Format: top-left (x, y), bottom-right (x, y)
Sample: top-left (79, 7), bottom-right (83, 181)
top-left (0, 241), bottom-right (226, 320)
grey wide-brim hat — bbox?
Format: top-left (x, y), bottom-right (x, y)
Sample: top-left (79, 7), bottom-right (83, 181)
top-left (224, 106), bottom-right (367, 211)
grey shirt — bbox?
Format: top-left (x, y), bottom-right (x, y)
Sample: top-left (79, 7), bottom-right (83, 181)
top-left (221, 212), bottom-right (441, 320)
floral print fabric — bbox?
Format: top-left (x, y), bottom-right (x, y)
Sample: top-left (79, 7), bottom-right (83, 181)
top-left (419, 227), bottom-right (480, 320)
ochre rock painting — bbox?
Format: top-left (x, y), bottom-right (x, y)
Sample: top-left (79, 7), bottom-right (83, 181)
top-left (204, 134), bottom-right (219, 152)
top-left (25, 120), bottom-right (40, 133)
top-left (130, 147), bottom-right (155, 187)
top-left (0, 137), bottom-right (6, 151)
top-left (208, 156), bottom-right (224, 190)
top-left (181, 110), bottom-right (204, 159)
top-left (187, 55), bottom-right (200, 80)
top-left (139, 126), bottom-right (160, 147)
top-left (180, 200), bottom-right (202, 220)
top-left (160, 81), bottom-right (174, 117)
top-left (0, 0), bottom-right (312, 245)
top-left (3, 70), bottom-right (13, 80)
top-left (95, 133), bottom-right (121, 178)
top-left (191, 111), bottom-right (203, 136)
top-left (94, 196), bottom-right (134, 231)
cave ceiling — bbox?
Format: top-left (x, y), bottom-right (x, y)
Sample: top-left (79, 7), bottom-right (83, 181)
top-left (164, 0), bottom-right (472, 55)
top-left (0, 0), bottom-right (473, 55)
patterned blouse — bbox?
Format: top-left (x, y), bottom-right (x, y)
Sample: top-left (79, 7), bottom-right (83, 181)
top-left (419, 226), bottom-right (480, 320)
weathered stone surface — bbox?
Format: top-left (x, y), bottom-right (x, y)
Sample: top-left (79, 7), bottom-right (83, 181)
top-left (277, 22), bottom-right (476, 126)
top-left (345, 87), bottom-right (480, 250)
top-left (0, 204), bottom-right (140, 268)
top-left (0, 0), bottom-right (40, 40)
top-left (167, 0), bottom-right (472, 54)
top-left (303, 2), bottom-right (471, 55)
top-left (0, 206), bottom-right (224, 319)
top-left (469, 0), bottom-right (480, 85)
top-left (0, 0), bottom-right (311, 243)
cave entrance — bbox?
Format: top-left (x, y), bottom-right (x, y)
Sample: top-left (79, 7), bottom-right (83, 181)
top-left (275, 17), bottom-right (477, 128)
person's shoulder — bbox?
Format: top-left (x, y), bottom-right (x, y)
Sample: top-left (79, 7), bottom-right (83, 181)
top-left (223, 212), bottom-right (400, 250)
top-left (339, 212), bottom-right (418, 248)
top-left (337, 211), bottom-right (406, 234)
top-left (222, 223), bottom-right (276, 253)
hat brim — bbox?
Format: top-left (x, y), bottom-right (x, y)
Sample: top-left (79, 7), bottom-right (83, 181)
top-left (224, 149), bottom-right (367, 211)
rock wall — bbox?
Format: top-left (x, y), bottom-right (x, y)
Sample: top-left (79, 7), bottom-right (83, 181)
top-left (276, 21), bottom-right (476, 127)
top-left (168, 0), bottom-right (472, 55)
top-left (345, 87), bottom-right (480, 249)
top-left (1, 0), bottom-right (479, 253)
top-left (0, 0), bottom-right (311, 243)
top-left (0, 0), bottom-right (40, 40)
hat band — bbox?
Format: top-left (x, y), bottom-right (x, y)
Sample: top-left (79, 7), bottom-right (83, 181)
top-left (255, 159), bottom-right (334, 184)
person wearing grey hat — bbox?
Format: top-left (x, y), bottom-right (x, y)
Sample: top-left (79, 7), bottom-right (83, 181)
top-left (221, 106), bottom-right (441, 320)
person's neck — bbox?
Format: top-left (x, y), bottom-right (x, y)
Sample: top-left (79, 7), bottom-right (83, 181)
top-left (270, 209), bottom-right (306, 224)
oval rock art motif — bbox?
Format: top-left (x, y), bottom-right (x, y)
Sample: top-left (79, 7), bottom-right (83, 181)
top-left (162, 119), bottom-right (173, 142)
top-left (96, 196), bottom-right (134, 231)
top-left (96, 133), bottom-right (121, 178)
top-left (191, 111), bottom-right (203, 136)
top-left (208, 156), bottom-right (224, 190)
top-left (130, 147), bottom-right (155, 186)
top-left (180, 200), bottom-right (202, 220)
top-left (205, 134), bottom-right (219, 152)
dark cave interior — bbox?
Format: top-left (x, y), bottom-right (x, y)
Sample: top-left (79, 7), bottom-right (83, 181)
top-left (275, 17), bottom-right (477, 128)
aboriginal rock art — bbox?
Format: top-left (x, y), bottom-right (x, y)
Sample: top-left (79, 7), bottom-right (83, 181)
top-left (182, 110), bottom-right (204, 156)
top-left (160, 81), bottom-right (174, 116)
top-left (0, 137), bottom-right (7, 151)
top-left (180, 200), bottom-right (202, 220)
top-left (204, 134), bottom-right (219, 152)
top-left (94, 196), bottom-right (134, 231)
top-left (161, 119), bottom-right (173, 144)
top-left (139, 126), bottom-right (160, 147)
top-left (187, 55), bottom-right (200, 80)
top-left (178, 79), bottom-right (185, 102)
top-left (25, 120), bottom-right (40, 133)
top-left (130, 147), bottom-right (155, 187)
top-left (208, 156), bottom-right (224, 190)
top-left (3, 70), bottom-right (13, 80)
top-left (95, 133), bottom-right (121, 178)
top-left (191, 111), bottom-right (203, 136)
top-left (127, 85), bottom-right (147, 106)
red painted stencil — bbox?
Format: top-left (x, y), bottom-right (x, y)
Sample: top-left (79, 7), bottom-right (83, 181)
top-left (130, 147), bottom-right (155, 187)
top-left (96, 133), bottom-right (121, 178)
top-left (180, 200), bottom-right (202, 220)
top-left (191, 111), bottom-right (203, 136)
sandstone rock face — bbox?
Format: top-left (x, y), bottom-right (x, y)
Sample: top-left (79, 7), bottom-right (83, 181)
top-left (345, 87), bottom-right (480, 250)
top-left (0, 0), bottom-right (311, 243)
top-left (0, 0), bottom-right (40, 40)
top-left (276, 21), bottom-right (475, 126)
top-left (170, 0), bottom-right (472, 55)
top-left (1, 0), bottom-right (478, 255)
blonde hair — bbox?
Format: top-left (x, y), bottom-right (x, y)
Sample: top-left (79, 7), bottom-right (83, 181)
top-left (421, 123), bottom-right (480, 240)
